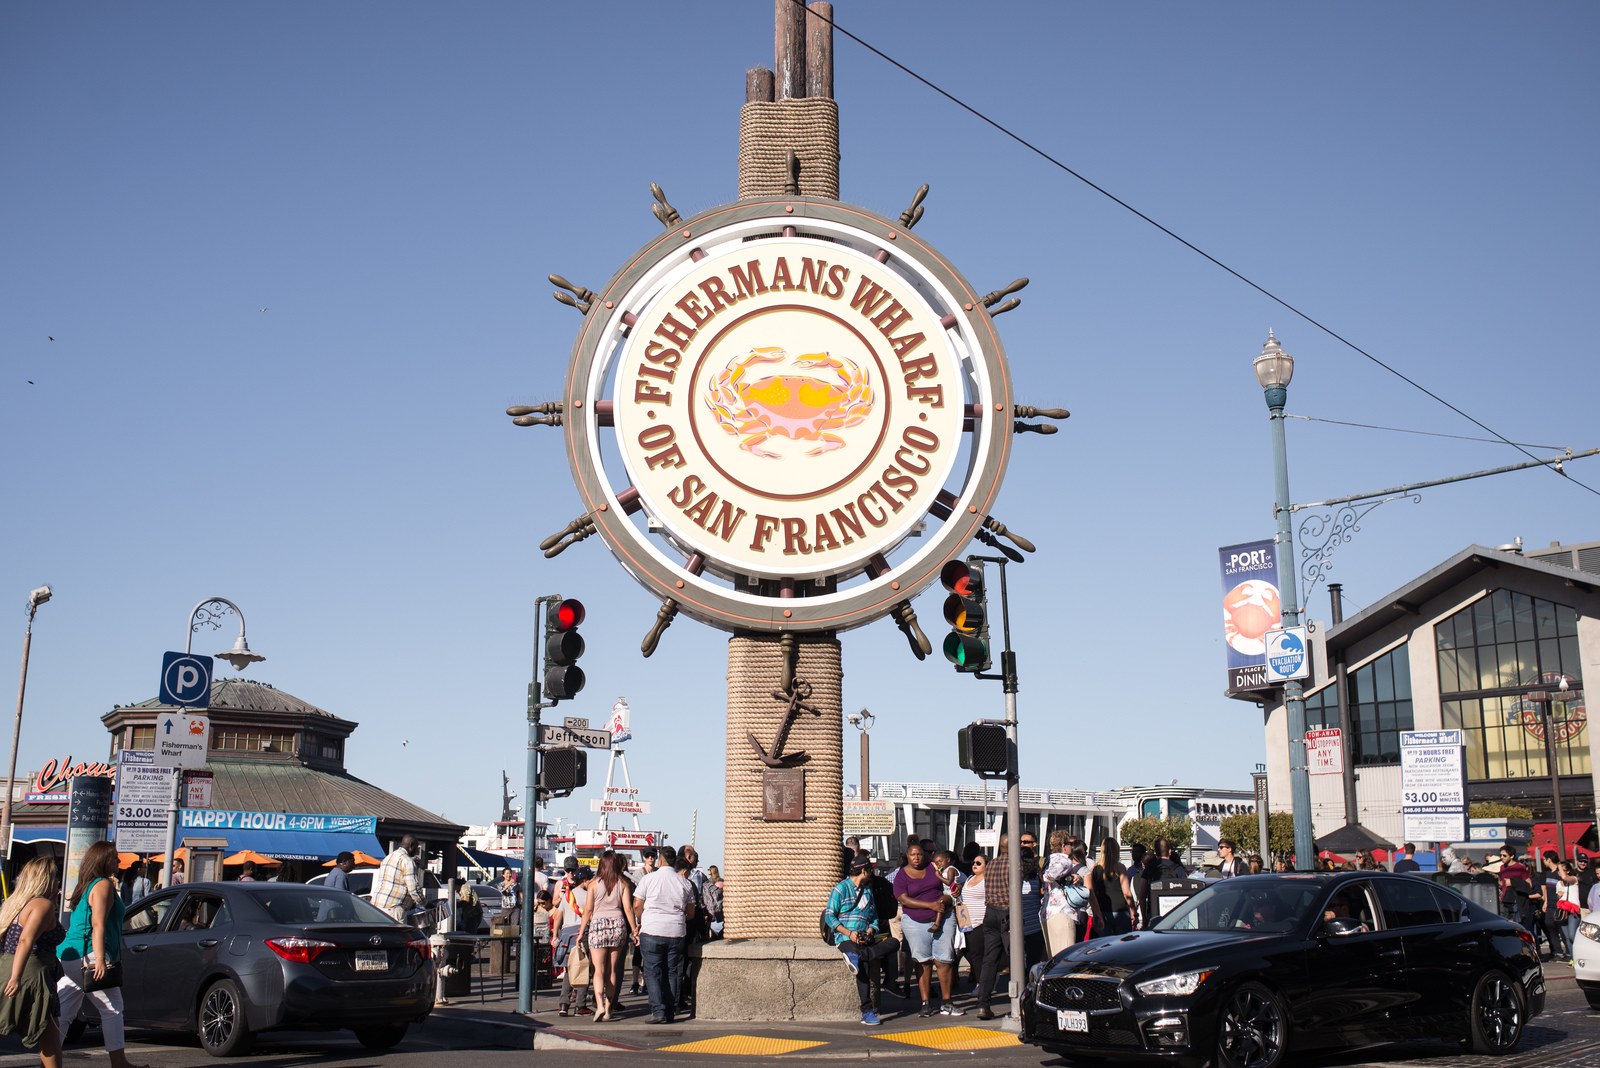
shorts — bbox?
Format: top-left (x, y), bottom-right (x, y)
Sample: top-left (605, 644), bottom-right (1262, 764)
top-left (900, 914), bottom-right (954, 964)
top-left (588, 914), bottom-right (626, 949)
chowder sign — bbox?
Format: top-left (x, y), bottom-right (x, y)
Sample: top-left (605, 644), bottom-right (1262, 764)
top-left (564, 197), bottom-right (1015, 633)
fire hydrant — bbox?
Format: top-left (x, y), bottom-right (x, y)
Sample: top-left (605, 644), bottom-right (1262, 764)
top-left (431, 932), bottom-right (456, 1004)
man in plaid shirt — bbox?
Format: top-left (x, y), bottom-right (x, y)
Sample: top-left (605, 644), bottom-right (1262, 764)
top-left (826, 852), bottom-right (897, 1026)
top-left (974, 834), bottom-right (1010, 1019)
top-left (371, 835), bottom-right (424, 922)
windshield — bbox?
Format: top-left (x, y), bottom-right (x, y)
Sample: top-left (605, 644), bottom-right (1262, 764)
top-left (1152, 878), bottom-right (1323, 934)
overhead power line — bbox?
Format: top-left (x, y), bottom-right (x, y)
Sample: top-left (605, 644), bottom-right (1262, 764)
top-left (796, 1), bottom-right (1599, 500)
top-left (1286, 414), bottom-right (1568, 452)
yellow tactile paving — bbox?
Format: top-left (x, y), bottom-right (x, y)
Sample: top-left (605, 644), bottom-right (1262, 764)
top-left (658, 1035), bottom-right (830, 1056)
top-left (876, 1024), bottom-right (1022, 1050)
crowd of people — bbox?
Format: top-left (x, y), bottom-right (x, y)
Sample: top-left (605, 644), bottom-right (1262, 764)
top-left (823, 832), bottom-right (1597, 1024)
top-left (542, 843), bottom-right (723, 1025)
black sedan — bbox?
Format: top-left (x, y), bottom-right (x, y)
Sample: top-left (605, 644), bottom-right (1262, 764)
top-left (1021, 872), bottom-right (1544, 1068)
top-left (120, 881), bottom-right (434, 1056)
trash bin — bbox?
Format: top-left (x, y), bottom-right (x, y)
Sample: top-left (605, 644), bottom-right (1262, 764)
top-left (443, 936), bottom-right (475, 999)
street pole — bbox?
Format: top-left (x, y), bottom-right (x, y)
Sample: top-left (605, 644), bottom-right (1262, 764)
top-left (1255, 332), bottom-right (1315, 869)
top-left (1328, 584), bottom-right (1360, 829)
top-left (974, 555), bottom-right (1024, 1027)
top-left (2, 587), bottom-right (51, 881)
top-left (859, 727), bottom-right (870, 804)
top-left (519, 596), bottom-right (554, 1014)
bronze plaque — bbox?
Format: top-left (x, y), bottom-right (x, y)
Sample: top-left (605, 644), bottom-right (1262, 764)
top-left (763, 768), bottom-right (805, 821)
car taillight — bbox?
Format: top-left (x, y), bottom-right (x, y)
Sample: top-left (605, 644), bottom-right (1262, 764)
top-left (1517, 929), bottom-right (1536, 948)
top-left (265, 937), bottom-right (337, 963)
top-left (409, 936), bottom-right (432, 961)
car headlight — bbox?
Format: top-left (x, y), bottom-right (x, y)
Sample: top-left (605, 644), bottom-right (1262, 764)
top-left (1027, 962), bottom-right (1046, 990)
top-left (1580, 922), bottom-right (1600, 942)
top-left (1134, 968), bottom-right (1217, 997)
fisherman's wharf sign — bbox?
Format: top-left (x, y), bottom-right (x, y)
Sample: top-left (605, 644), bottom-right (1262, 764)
top-left (562, 197), bottom-right (1016, 634)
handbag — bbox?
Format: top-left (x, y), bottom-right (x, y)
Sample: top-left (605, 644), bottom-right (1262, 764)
top-left (1066, 883), bottom-right (1092, 910)
top-left (82, 959), bottom-right (123, 992)
top-left (565, 943), bottom-right (591, 987)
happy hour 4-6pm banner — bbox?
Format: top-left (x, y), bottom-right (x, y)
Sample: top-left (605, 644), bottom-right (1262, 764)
top-left (1220, 539), bottom-right (1282, 693)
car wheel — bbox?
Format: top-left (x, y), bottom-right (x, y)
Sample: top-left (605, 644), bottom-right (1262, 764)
top-left (1216, 981), bottom-right (1288, 1068)
top-left (1467, 970), bottom-right (1525, 1055)
top-left (1587, 989), bottom-right (1600, 1011)
top-left (354, 1023), bottom-right (408, 1049)
top-left (197, 977), bottom-right (252, 1057)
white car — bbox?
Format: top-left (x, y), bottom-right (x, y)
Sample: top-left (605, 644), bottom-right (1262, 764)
top-left (1577, 916), bottom-right (1600, 1009)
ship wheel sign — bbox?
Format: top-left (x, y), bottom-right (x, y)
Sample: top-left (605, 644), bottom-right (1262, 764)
top-left (516, 192), bottom-right (1065, 655)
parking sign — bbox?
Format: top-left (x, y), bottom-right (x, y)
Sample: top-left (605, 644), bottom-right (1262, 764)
top-left (160, 651), bottom-right (214, 708)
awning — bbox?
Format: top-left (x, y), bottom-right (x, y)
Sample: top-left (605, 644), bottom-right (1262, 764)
top-left (9, 825), bottom-right (66, 846)
top-left (459, 845), bottom-right (522, 870)
top-left (193, 827), bottom-right (384, 863)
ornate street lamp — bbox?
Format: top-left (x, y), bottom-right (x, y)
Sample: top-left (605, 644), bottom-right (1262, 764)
top-left (1254, 332), bottom-right (1315, 869)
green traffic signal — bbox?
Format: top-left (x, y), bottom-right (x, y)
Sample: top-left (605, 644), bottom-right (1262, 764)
top-left (939, 559), bottom-right (991, 672)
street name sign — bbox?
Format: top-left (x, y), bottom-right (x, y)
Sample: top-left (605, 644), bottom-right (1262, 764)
top-left (538, 724), bottom-right (612, 750)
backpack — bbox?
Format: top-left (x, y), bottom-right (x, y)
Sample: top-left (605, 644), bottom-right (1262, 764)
top-left (820, 909), bottom-right (835, 946)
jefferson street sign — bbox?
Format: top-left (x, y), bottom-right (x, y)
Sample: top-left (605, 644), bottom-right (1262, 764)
top-left (537, 723), bottom-right (612, 750)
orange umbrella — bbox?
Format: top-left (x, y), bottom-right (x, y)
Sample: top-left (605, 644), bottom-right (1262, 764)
top-left (117, 852), bottom-right (141, 870)
top-left (149, 848), bottom-right (190, 864)
top-left (320, 850), bottom-right (382, 868)
top-left (222, 849), bottom-right (282, 866)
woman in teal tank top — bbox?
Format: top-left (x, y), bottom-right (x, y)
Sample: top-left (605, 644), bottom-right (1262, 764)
top-left (55, 841), bottom-right (146, 1068)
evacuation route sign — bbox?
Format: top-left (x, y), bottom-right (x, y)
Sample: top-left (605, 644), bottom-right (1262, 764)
top-left (1400, 730), bottom-right (1467, 841)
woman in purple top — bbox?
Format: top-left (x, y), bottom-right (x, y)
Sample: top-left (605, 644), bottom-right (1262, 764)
top-left (893, 843), bottom-right (958, 1017)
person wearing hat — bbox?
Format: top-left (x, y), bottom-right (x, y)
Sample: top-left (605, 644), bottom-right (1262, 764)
top-left (556, 867), bottom-right (594, 1016)
top-left (825, 852), bottom-right (896, 1026)
top-left (1198, 851), bottom-right (1224, 879)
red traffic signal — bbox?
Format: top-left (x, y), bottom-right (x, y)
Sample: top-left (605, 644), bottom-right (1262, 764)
top-left (543, 598), bottom-right (587, 701)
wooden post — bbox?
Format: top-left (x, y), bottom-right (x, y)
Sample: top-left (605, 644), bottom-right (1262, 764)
top-left (805, 2), bottom-right (833, 100)
top-left (746, 66), bottom-right (775, 104)
top-left (775, 0), bottom-right (806, 100)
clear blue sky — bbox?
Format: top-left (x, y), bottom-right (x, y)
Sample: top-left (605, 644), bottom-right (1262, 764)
top-left (4, 2), bottom-right (1596, 870)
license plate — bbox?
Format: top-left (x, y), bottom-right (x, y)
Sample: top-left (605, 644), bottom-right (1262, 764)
top-left (1057, 1009), bottom-right (1089, 1033)
top-left (354, 951), bottom-right (389, 972)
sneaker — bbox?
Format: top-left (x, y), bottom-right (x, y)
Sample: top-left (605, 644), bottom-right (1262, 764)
top-left (860, 1010), bottom-right (882, 1026)
top-left (841, 948), bottom-right (861, 976)
top-left (940, 1003), bottom-right (965, 1016)
top-left (918, 1001), bottom-right (935, 1017)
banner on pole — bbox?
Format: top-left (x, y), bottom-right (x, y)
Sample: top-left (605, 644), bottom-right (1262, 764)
top-left (1219, 539), bottom-right (1282, 693)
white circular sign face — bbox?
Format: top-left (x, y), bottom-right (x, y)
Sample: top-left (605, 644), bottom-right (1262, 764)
top-left (613, 238), bottom-right (965, 581)
top-left (560, 197), bottom-right (1015, 635)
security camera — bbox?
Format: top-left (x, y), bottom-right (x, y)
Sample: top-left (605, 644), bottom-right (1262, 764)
top-left (846, 712), bottom-right (861, 726)
top-left (27, 586), bottom-right (51, 607)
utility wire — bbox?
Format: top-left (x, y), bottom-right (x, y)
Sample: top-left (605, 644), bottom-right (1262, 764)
top-left (1285, 414), bottom-right (1568, 452)
top-left (799, 1), bottom-right (1600, 500)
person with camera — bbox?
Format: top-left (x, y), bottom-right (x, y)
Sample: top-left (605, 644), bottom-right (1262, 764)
top-left (826, 852), bottom-right (897, 1026)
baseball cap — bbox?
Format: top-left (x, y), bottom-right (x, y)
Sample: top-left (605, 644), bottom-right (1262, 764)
top-left (849, 851), bottom-right (875, 874)
top-left (563, 856), bottom-right (579, 872)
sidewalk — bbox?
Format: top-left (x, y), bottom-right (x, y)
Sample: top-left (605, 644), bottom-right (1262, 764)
top-left (431, 969), bottom-right (1024, 1056)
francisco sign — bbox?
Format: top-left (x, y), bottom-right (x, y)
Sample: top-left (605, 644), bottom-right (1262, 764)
top-left (561, 197), bottom-right (1015, 634)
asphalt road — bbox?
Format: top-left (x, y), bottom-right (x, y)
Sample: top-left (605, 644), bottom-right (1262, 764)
top-left (1, 967), bottom-right (1591, 1067)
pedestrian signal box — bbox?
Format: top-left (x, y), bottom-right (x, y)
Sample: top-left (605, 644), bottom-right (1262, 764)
top-left (958, 722), bottom-right (1009, 778)
top-left (541, 747), bottom-right (587, 793)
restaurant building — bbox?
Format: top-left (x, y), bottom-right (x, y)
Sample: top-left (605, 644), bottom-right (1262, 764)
top-left (7, 678), bottom-right (464, 880)
top-left (1245, 540), bottom-right (1597, 855)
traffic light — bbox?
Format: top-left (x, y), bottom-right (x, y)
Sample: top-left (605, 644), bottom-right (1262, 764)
top-left (958, 722), bottom-right (1009, 777)
top-left (940, 559), bottom-right (990, 672)
top-left (541, 747), bottom-right (588, 792)
top-left (543, 598), bottom-right (586, 702)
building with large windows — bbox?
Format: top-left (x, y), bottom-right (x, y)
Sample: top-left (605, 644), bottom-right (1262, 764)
top-left (1246, 541), bottom-right (1596, 853)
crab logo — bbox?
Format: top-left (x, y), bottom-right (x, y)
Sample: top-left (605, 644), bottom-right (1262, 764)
top-left (705, 347), bottom-right (874, 457)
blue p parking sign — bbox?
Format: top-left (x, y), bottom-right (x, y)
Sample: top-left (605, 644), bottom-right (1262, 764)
top-left (160, 651), bottom-right (214, 708)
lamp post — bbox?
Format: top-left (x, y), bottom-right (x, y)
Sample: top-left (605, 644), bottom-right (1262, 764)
top-left (1527, 675), bottom-right (1578, 860)
top-left (159, 598), bottom-right (265, 884)
top-left (846, 708), bottom-right (874, 803)
top-left (2, 586), bottom-right (52, 876)
top-left (1254, 331), bottom-right (1315, 869)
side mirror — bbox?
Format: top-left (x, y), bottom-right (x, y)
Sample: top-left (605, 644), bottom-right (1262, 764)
top-left (1323, 916), bottom-right (1365, 938)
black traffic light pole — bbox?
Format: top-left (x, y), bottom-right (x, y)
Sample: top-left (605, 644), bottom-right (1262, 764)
top-left (519, 594), bottom-right (557, 1015)
top-left (970, 555), bottom-right (1024, 1027)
